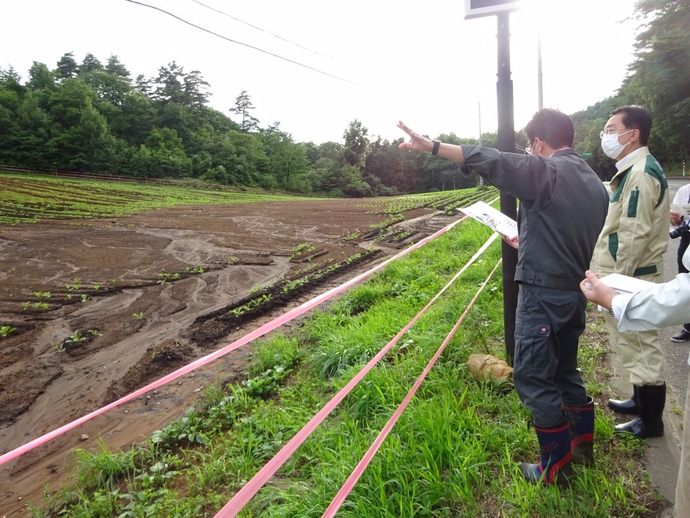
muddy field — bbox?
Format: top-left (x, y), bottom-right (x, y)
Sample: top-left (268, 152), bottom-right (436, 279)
top-left (0, 198), bottom-right (459, 515)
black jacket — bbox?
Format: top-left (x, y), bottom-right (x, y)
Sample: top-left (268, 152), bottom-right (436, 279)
top-left (461, 146), bottom-right (609, 291)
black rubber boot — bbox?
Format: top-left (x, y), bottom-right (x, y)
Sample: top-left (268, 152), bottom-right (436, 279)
top-left (614, 384), bottom-right (665, 439)
top-left (607, 385), bottom-right (639, 415)
top-left (518, 420), bottom-right (573, 486)
top-left (563, 396), bottom-right (595, 467)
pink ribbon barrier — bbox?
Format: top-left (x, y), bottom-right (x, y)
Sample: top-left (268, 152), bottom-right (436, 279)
top-left (322, 258), bottom-right (502, 517)
top-left (0, 214), bottom-right (470, 467)
top-left (214, 233), bottom-right (499, 517)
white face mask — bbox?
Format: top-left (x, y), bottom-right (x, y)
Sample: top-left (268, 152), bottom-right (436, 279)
top-left (601, 129), bottom-right (633, 159)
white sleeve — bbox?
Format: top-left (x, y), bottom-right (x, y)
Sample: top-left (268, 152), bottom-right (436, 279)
top-left (611, 293), bottom-right (634, 321)
top-left (617, 273), bottom-right (690, 332)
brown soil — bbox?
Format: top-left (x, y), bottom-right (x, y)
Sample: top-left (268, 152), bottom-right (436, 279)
top-left (0, 198), bottom-right (452, 516)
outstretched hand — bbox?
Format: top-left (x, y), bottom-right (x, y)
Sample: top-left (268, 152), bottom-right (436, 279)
top-left (579, 270), bottom-right (616, 310)
top-left (397, 121), bottom-right (432, 153)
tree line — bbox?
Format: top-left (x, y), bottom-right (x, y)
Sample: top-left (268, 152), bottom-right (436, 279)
top-left (0, 1), bottom-right (686, 195)
top-left (0, 53), bottom-right (481, 197)
top-left (566, 0), bottom-right (688, 179)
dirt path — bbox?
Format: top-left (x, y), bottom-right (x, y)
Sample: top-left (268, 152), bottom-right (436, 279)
top-left (0, 198), bottom-right (452, 515)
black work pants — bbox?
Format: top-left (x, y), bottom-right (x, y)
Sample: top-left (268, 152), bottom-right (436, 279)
top-left (513, 283), bottom-right (588, 428)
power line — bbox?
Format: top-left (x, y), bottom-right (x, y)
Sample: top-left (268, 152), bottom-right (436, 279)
top-left (125, 0), bottom-right (359, 85)
top-left (190, 0), bottom-right (354, 70)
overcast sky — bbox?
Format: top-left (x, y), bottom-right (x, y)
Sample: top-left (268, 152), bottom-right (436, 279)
top-left (1, 0), bottom-right (641, 144)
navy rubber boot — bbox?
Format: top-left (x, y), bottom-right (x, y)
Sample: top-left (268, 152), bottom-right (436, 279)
top-left (563, 396), bottom-right (595, 467)
top-left (518, 421), bottom-right (573, 486)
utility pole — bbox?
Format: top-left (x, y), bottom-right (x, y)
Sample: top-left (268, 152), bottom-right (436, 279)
top-left (478, 102), bottom-right (485, 187)
top-left (465, 0), bottom-right (521, 364)
top-left (537, 31), bottom-right (543, 109)
top-left (496, 13), bottom-right (518, 364)
top-left (478, 101), bottom-right (482, 145)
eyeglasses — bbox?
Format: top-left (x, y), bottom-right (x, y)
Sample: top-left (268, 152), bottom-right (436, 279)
top-left (599, 128), bottom-right (634, 139)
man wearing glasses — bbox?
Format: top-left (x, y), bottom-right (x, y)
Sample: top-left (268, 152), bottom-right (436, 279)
top-left (398, 109), bottom-right (609, 486)
top-left (591, 105), bottom-right (670, 440)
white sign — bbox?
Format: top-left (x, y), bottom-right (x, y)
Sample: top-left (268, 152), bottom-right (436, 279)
top-left (458, 201), bottom-right (518, 238)
top-left (598, 273), bottom-right (657, 295)
top-left (464, 0), bottom-right (522, 19)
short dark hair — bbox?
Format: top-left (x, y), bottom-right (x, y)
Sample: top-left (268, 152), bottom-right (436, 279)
top-left (524, 108), bottom-right (574, 149)
top-left (610, 105), bottom-right (652, 145)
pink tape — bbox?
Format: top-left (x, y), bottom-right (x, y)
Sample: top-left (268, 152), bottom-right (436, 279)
top-left (0, 215), bottom-right (468, 467)
top-left (214, 230), bottom-right (496, 518)
top-left (322, 258), bottom-right (502, 517)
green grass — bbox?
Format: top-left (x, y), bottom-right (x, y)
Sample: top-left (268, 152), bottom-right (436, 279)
top-left (29, 204), bottom-right (664, 517)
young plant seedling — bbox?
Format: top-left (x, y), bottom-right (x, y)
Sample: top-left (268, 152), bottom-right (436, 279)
top-left (66, 330), bottom-right (86, 343)
top-left (0, 325), bottom-right (16, 338)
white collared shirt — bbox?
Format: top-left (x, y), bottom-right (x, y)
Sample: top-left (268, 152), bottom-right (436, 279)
top-left (615, 147), bottom-right (645, 172)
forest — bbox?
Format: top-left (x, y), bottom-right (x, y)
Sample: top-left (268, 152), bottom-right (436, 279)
top-left (0, 0), bottom-right (687, 196)
top-left (570, 1), bottom-right (689, 179)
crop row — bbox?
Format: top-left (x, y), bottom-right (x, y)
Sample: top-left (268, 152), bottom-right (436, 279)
top-left (359, 186), bottom-right (498, 217)
top-left (189, 249), bottom-right (382, 346)
top-left (0, 173), bottom-right (314, 224)
top-left (0, 267), bottom-right (209, 343)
